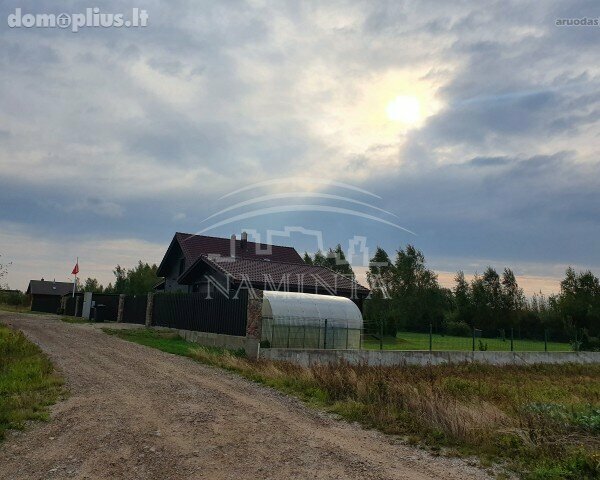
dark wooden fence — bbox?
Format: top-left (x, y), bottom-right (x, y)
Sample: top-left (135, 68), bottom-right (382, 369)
top-left (91, 294), bottom-right (120, 321)
top-left (64, 295), bottom-right (83, 317)
top-left (152, 290), bottom-right (248, 337)
top-left (122, 295), bottom-right (147, 325)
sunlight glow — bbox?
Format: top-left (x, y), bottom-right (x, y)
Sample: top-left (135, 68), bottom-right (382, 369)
top-left (386, 95), bottom-right (422, 124)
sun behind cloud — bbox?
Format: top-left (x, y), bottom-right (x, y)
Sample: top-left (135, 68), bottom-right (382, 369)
top-left (386, 95), bottom-right (422, 124)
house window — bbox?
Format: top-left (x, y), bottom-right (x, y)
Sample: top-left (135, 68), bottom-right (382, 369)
top-left (179, 258), bottom-right (185, 275)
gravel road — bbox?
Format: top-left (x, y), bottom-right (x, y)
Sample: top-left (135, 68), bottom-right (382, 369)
top-left (0, 313), bottom-right (491, 480)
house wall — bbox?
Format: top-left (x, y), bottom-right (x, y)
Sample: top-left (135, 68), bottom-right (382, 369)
top-left (31, 294), bottom-right (62, 314)
top-left (162, 243), bottom-right (188, 293)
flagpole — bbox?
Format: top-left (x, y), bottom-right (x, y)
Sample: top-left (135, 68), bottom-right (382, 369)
top-left (72, 256), bottom-right (78, 297)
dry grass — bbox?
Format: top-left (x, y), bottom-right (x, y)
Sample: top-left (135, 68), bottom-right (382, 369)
top-left (187, 349), bottom-right (600, 478)
top-left (105, 328), bottom-right (600, 479)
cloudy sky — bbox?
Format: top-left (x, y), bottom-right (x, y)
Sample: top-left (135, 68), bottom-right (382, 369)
top-left (1, 0), bottom-right (599, 294)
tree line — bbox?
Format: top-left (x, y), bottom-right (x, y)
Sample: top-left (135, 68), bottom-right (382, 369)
top-left (361, 245), bottom-right (600, 349)
top-left (80, 261), bottom-right (159, 296)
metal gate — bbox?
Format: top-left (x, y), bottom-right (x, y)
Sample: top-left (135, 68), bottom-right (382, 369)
top-left (91, 294), bottom-right (120, 322)
top-left (122, 295), bottom-right (147, 324)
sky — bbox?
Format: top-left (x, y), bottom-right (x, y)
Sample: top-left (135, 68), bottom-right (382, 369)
top-left (0, 0), bottom-right (599, 295)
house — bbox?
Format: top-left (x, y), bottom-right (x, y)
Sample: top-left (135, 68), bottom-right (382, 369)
top-left (26, 279), bottom-right (74, 313)
top-left (155, 232), bottom-right (369, 307)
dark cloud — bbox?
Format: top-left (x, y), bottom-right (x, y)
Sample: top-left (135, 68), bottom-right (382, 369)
top-left (0, 0), bottom-right (598, 288)
top-left (468, 156), bottom-right (510, 167)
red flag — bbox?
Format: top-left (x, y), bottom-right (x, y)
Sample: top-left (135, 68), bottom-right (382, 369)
top-left (71, 262), bottom-right (79, 275)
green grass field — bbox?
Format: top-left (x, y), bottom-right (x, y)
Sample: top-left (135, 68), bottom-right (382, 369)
top-left (363, 331), bottom-right (572, 352)
top-left (0, 323), bottom-right (63, 440)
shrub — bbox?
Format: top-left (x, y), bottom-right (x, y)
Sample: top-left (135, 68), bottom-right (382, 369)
top-left (445, 320), bottom-right (472, 337)
top-left (579, 331), bottom-right (600, 352)
top-left (0, 291), bottom-right (28, 307)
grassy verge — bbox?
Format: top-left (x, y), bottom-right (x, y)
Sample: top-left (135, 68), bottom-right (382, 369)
top-left (103, 328), bottom-right (599, 479)
top-left (0, 304), bottom-right (31, 314)
top-left (363, 331), bottom-right (571, 352)
top-left (0, 323), bottom-right (63, 440)
top-left (60, 316), bottom-right (92, 324)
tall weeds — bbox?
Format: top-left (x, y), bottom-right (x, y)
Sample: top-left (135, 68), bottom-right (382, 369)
top-left (108, 328), bottom-right (600, 479)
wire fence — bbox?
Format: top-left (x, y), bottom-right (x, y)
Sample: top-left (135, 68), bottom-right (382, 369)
top-left (367, 321), bottom-right (586, 352)
top-left (261, 318), bottom-right (581, 352)
top-left (361, 328), bottom-right (577, 352)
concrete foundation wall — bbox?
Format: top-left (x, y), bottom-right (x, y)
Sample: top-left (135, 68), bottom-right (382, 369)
top-left (154, 326), bottom-right (246, 350)
top-left (260, 348), bottom-right (600, 367)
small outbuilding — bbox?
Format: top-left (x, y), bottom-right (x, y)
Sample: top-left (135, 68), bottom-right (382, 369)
top-left (26, 279), bottom-right (73, 313)
top-left (261, 291), bottom-right (363, 349)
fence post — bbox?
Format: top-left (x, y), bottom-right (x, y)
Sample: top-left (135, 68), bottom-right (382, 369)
top-left (117, 294), bottom-right (125, 323)
top-left (303, 325), bottom-right (307, 349)
top-left (472, 327), bottom-right (475, 352)
top-left (60, 296), bottom-right (68, 314)
top-left (145, 293), bottom-right (154, 327)
top-left (510, 327), bottom-right (514, 352)
top-left (272, 322), bottom-right (275, 348)
top-left (323, 319), bottom-right (328, 349)
top-left (74, 296), bottom-right (81, 318)
top-left (544, 329), bottom-right (548, 352)
top-left (287, 325), bottom-right (290, 348)
top-left (244, 289), bottom-right (263, 359)
top-left (429, 323), bottom-right (433, 352)
top-left (380, 321), bottom-right (383, 350)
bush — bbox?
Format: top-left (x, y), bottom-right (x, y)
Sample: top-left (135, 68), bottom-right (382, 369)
top-left (579, 331), bottom-right (600, 352)
top-left (0, 291), bottom-right (28, 307)
top-left (445, 320), bottom-right (472, 337)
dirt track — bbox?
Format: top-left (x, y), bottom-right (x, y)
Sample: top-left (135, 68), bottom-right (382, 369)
top-left (0, 313), bottom-right (491, 480)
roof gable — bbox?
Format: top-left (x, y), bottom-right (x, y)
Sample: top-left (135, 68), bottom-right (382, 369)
top-left (157, 232), bottom-right (304, 276)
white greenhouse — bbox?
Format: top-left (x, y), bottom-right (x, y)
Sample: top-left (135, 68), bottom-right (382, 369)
top-left (261, 291), bottom-right (364, 349)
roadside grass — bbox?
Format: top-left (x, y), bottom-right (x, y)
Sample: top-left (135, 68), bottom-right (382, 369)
top-left (0, 304), bottom-right (47, 315)
top-left (0, 323), bottom-right (63, 440)
top-left (60, 316), bottom-right (92, 324)
top-left (0, 304), bottom-right (28, 313)
top-left (103, 327), bottom-right (600, 479)
top-left (362, 331), bottom-right (571, 352)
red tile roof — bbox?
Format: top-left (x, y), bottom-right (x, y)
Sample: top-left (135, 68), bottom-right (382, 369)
top-left (176, 232), bottom-right (304, 264)
top-left (181, 255), bottom-right (369, 295)
top-left (157, 232), bottom-right (305, 277)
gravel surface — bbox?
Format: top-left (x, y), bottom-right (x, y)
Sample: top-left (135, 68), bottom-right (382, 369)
top-left (0, 313), bottom-right (492, 480)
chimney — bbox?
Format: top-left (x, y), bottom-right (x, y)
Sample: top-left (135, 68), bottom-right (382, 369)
top-left (241, 231), bottom-right (248, 250)
top-left (230, 234), bottom-right (236, 258)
